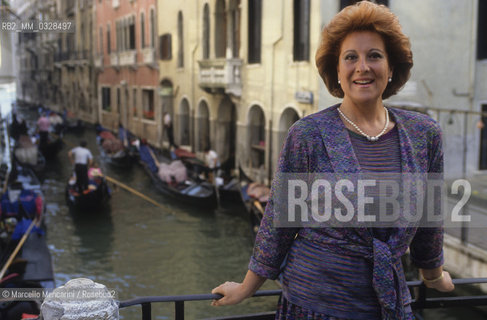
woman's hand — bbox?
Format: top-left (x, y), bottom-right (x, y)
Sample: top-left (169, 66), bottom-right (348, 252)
top-left (211, 281), bottom-right (250, 306)
top-left (422, 270), bottom-right (455, 292)
top-left (211, 270), bottom-right (267, 306)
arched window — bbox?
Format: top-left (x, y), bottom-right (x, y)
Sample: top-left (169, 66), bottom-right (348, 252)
top-left (140, 12), bottom-right (145, 48)
top-left (478, 1), bottom-right (487, 59)
top-left (248, 0), bottom-right (262, 63)
top-left (179, 99), bottom-right (191, 146)
top-left (107, 24), bottom-right (111, 54)
top-left (150, 8), bottom-right (155, 48)
top-left (248, 105), bottom-right (265, 167)
top-left (197, 101), bottom-right (210, 151)
top-left (293, 0), bottom-right (310, 61)
top-left (203, 4), bottom-right (210, 59)
top-left (178, 11), bottom-right (184, 68)
top-left (230, 0), bottom-right (241, 58)
top-left (215, 0), bottom-right (227, 58)
top-left (99, 27), bottom-right (103, 54)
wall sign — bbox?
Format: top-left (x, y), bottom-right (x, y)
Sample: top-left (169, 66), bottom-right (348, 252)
top-left (295, 91), bottom-right (313, 104)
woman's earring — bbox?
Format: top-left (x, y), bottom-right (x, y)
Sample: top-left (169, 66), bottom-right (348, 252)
top-left (338, 80), bottom-right (341, 84)
top-left (388, 77), bottom-right (392, 83)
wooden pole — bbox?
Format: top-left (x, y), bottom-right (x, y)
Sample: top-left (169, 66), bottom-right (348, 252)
top-left (2, 170), bottom-right (10, 194)
top-left (253, 200), bottom-right (265, 215)
top-left (0, 218), bottom-right (37, 281)
top-left (104, 175), bottom-right (171, 212)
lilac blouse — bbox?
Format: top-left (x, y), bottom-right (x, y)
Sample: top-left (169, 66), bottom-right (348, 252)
top-left (249, 105), bottom-right (444, 320)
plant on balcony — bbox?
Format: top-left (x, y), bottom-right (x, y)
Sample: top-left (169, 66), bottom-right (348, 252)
top-left (143, 110), bottom-right (154, 120)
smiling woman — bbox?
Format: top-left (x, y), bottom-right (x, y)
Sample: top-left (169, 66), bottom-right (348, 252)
top-left (212, 2), bottom-right (454, 320)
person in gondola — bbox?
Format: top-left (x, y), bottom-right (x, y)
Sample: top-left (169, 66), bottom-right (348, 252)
top-left (204, 146), bottom-right (220, 184)
top-left (0, 180), bottom-right (44, 256)
top-left (212, 2), bottom-right (454, 319)
top-left (9, 113), bottom-right (21, 140)
top-left (163, 112), bottom-right (177, 149)
top-left (37, 112), bottom-right (50, 148)
top-left (68, 141), bottom-right (93, 193)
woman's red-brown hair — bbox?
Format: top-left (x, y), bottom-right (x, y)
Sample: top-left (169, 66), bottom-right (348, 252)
top-left (315, 1), bottom-right (413, 99)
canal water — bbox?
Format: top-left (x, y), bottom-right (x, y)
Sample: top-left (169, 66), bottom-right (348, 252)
top-left (16, 106), bottom-right (487, 320)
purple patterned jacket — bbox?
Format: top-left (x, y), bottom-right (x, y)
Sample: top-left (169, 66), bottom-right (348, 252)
top-left (249, 104), bottom-right (444, 320)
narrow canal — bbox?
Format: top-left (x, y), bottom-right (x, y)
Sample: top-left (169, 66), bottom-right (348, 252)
top-left (14, 106), bottom-right (278, 319)
top-left (16, 107), bottom-right (487, 319)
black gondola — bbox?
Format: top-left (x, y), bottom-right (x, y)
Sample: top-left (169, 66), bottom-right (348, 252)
top-left (98, 143), bottom-right (134, 168)
top-left (39, 133), bottom-right (63, 160)
top-left (0, 166), bottom-right (55, 319)
top-left (65, 175), bottom-right (111, 210)
top-left (174, 149), bottom-right (242, 205)
top-left (238, 166), bottom-right (270, 235)
top-left (138, 144), bottom-right (217, 209)
top-left (13, 135), bottom-right (46, 173)
top-left (96, 126), bottom-right (137, 169)
top-left (64, 118), bottom-right (85, 134)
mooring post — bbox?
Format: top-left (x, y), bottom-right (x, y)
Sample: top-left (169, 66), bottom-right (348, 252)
top-left (40, 278), bottom-right (119, 320)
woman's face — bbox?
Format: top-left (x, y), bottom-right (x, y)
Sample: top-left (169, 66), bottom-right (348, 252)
top-left (337, 31), bottom-right (393, 106)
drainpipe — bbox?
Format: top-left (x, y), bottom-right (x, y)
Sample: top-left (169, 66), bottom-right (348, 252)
top-left (268, 1), bottom-right (284, 184)
top-left (191, 3), bottom-right (200, 153)
top-left (452, 0), bottom-right (477, 181)
top-left (453, 1), bottom-right (477, 244)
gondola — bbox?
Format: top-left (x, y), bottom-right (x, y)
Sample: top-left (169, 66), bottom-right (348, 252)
top-left (64, 117), bottom-right (85, 134)
top-left (138, 144), bottom-right (217, 209)
top-left (38, 133), bottom-right (63, 161)
top-left (174, 149), bottom-right (242, 205)
top-left (13, 135), bottom-right (46, 173)
top-left (0, 165), bottom-right (55, 319)
top-left (239, 166), bottom-right (270, 235)
top-left (96, 126), bottom-right (137, 169)
top-left (98, 142), bottom-right (134, 168)
top-left (65, 174), bottom-right (111, 211)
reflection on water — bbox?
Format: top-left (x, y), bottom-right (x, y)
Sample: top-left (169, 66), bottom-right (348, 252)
top-left (15, 107), bottom-right (486, 320)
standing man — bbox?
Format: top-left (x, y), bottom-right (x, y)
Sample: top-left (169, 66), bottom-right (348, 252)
top-left (163, 112), bottom-right (176, 148)
top-left (68, 141), bottom-right (93, 192)
top-left (204, 146), bottom-right (220, 183)
top-left (37, 112), bottom-right (50, 148)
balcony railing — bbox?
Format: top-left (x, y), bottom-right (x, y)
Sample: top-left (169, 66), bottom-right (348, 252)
top-left (110, 52), bottom-right (119, 66)
top-left (119, 50), bottom-right (137, 66)
top-left (94, 55), bottom-right (103, 68)
top-left (53, 51), bottom-right (76, 62)
top-left (141, 47), bottom-right (156, 65)
top-left (76, 50), bottom-right (89, 60)
top-left (119, 278), bottom-right (487, 320)
top-left (198, 58), bottom-right (242, 97)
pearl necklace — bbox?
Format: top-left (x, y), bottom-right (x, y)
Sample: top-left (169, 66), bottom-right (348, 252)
top-left (337, 107), bottom-right (389, 142)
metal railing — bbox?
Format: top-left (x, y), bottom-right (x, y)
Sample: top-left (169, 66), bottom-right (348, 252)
top-left (119, 278), bottom-right (487, 320)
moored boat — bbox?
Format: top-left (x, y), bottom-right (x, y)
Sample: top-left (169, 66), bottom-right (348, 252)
top-left (96, 125), bottom-right (137, 169)
top-left (0, 166), bottom-right (55, 319)
top-left (238, 167), bottom-right (270, 235)
top-left (38, 133), bottom-right (63, 161)
top-left (13, 135), bottom-right (46, 173)
top-left (138, 144), bottom-right (217, 209)
top-left (174, 149), bottom-right (242, 205)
